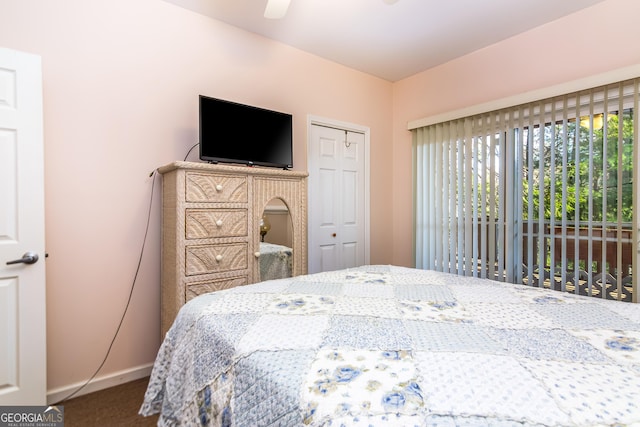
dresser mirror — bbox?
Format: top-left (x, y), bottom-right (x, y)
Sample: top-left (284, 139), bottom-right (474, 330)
top-left (258, 197), bottom-right (294, 281)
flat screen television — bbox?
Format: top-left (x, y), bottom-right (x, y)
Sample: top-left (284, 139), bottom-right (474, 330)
top-left (199, 95), bottom-right (293, 169)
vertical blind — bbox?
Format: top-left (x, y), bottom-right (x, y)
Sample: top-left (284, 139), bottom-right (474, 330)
top-left (413, 78), bottom-right (639, 302)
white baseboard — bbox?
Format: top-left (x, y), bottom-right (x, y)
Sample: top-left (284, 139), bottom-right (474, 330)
top-left (46, 363), bottom-right (154, 405)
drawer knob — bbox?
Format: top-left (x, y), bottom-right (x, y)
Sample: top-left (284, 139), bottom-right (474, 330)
top-left (216, 219), bottom-right (223, 227)
top-left (215, 254), bottom-right (223, 262)
top-left (254, 252), bottom-right (261, 258)
top-left (215, 184), bottom-right (223, 192)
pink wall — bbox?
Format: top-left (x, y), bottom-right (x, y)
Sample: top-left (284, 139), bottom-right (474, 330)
top-left (0, 0), bottom-right (393, 395)
top-left (391, 0), bottom-right (640, 267)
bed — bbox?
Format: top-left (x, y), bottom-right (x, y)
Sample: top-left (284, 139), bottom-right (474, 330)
top-left (140, 265), bottom-right (640, 426)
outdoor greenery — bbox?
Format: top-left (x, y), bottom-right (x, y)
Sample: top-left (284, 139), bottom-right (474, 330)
top-left (522, 109), bottom-right (634, 223)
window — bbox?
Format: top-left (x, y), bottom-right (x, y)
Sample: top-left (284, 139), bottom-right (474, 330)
top-left (413, 79), bottom-right (639, 302)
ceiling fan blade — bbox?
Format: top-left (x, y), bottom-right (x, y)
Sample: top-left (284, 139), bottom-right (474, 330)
top-left (264, 0), bottom-right (291, 19)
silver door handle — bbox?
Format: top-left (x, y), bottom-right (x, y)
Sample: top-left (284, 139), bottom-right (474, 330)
top-left (6, 252), bottom-right (39, 265)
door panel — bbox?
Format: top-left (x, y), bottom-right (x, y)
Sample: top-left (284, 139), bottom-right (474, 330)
top-left (0, 128), bottom-right (17, 238)
top-left (0, 278), bottom-right (18, 389)
top-left (340, 132), bottom-right (365, 269)
top-left (342, 242), bottom-right (357, 268)
top-left (0, 48), bottom-right (46, 405)
top-left (316, 130), bottom-right (340, 272)
top-left (319, 245), bottom-right (336, 272)
top-left (309, 123), bottom-right (366, 273)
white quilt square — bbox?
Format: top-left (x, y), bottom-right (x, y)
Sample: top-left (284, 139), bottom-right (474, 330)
top-left (237, 314), bottom-right (329, 354)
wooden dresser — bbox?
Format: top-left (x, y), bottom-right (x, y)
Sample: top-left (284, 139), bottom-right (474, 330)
top-left (158, 161), bottom-right (307, 336)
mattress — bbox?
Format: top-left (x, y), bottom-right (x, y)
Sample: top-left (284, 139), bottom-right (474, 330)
top-left (140, 265), bottom-right (640, 426)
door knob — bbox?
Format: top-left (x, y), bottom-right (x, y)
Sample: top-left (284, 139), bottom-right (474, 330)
top-left (6, 252), bottom-right (39, 265)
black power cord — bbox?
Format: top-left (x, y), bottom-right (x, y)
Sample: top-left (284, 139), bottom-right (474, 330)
top-left (183, 142), bottom-right (199, 161)
top-left (53, 169), bottom-right (158, 404)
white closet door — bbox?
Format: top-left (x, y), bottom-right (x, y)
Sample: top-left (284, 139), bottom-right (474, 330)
top-left (308, 123), bottom-right (366, 273)
top-left (0, 47), bottom-right (46, 405)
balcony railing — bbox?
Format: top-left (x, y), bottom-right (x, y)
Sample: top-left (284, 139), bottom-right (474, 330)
top-left (477, 220), bottom-right (634, 301)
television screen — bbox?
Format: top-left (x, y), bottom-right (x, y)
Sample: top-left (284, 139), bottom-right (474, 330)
top-left (199, 95), bottom-right (293, 169)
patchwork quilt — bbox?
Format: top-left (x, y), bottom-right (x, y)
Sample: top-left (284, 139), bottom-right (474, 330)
top-left (140, 265), bottom-right (640, 426)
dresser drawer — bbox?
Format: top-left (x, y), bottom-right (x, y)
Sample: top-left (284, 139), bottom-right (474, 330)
top-left (185, 243), bottom-right (247, 276)
top-left (186, 172), bottom-right (248, 203)
top-left (185, 209), bottom-right (247, 239)
top-left (185, 276), bottom-right (248, 301)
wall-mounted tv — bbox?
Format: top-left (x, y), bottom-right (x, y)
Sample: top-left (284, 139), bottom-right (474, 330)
top-left (199, 95), bottom-right (293, 169)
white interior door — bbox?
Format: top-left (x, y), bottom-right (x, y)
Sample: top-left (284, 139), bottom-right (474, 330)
top-left (308, 121), bottom-right (368, 273)
top-left (0, 47), bottom-right (46, 405)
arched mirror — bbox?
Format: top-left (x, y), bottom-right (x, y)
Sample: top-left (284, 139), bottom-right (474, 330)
top-left (258, 197), bottom-right (293, 281)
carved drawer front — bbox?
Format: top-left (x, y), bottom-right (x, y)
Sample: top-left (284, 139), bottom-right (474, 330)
top-left (185, 209), bottom-right (247, 239)
top-left (185, 243), bottom-right (247, 276)
top-left (186, 172), bottom-right (247, 203)
top-left (185, 276), bottom-right (247, 301)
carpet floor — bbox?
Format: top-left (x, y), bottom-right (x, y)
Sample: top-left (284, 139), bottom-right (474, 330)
top-left (61, 376), bottom-right (159, 426)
